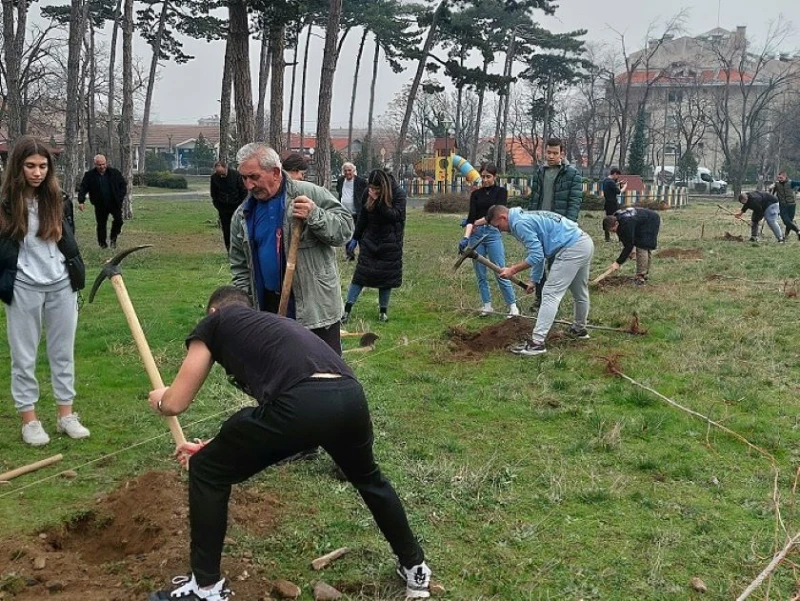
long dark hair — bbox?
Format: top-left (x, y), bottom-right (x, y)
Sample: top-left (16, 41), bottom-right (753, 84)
top-left (366, 169), bottom-right (393, 211)
top-left (0, 136), bottom-right (63, 242)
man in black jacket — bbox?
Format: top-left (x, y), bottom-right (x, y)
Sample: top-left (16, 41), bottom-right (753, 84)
top-left (336, 162), bottom-right (367, 222)
top-left (602, 207), bottom-right (661, 286)
top-left (78, 154), bottom-right (127, 249)
top-left (210, 161), bottom-right (247, 252)
top-left (735, 191), bottom-right (785, 243)
top-left (601, 167), bottom-right (627, 241)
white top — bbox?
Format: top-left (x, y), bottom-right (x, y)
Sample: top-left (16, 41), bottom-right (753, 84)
top-left (16, 199), bottom-right (68, 286)
top-left (340, 179), bottom-right (355, 213)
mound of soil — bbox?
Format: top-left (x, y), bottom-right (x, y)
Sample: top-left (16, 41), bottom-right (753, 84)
top-left (658, 248), bottom-right (703, 260)
top-left (0, 471), bottom-right (280, 600)
top-left (718, 232), bottom-right (744, 242)
top-left (447, 318), bottom-right (532, 354)
top-left (593, 275), bottom-right (633, 289)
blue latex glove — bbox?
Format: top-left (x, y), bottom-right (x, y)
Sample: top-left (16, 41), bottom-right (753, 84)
top-left (346, 239), bottom-right (358, 253)
top-left (459, 218), bottom-right (469, 227)
top-left (458, 237), bottom-right (470, 253)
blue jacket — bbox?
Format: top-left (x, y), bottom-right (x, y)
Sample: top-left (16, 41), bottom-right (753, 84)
top-left (507, 208), bottom-right (583, 284)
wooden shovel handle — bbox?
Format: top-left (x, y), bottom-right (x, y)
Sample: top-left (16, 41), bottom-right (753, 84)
top-left (278, 218), bottom-right (304, 317)
top-left (0, 454), bottom-right (63, 482)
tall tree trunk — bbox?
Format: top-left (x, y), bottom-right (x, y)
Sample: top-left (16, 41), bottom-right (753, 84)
top-left (120, 0), bottom-right (134, 220)
top-left (255, 24), bottom-right (269, 141)
top-left (107, 0), bottom-right (121, 163)
top-left (218, 34), bottom-right (234, 161)
top-left (314, 0), bottom-right (343, 187)
top-left (86, 20), bottom-right (97, 161)
top-left (471, 58), bottom-right (488, 163)
top-left (2, 0), bottom-right (29, 143)
top-left (63, 0), bottom-right (85, 199)
top-left (498, 30), bottom-right (518, 174)
top-left (454, 48), bottom-right (464, 149)
top-left (299, 23), bottom-right (312, 154)
top-left (347, 28), bottom-right (368, 161)
top-left (393, 0), bottom-right (447, 178)
top-left (286, 21), bottom-right (303, 150)
top-left (365, 36), bottom-right (379, 173)
top-left (268, 23), bottom-right (285, 151)
top-left (229, 0), bottom-right (254, 144)
top-left (138, 0), bottom-right (170, 174)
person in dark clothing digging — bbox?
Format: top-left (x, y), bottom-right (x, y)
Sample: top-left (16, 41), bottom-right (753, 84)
top-left (601, 206), bottom-right (661, 286)
top-left (735, 191), bottom-right (785, 243)
top-left (147, 286), bottom-right (432, 601)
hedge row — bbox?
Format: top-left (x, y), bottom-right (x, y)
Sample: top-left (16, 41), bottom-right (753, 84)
top-left (132, 172), bottom-right (188, 189)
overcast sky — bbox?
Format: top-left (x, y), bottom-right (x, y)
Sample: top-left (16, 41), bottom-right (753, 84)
top-left (127, 0), bottom-right (800, 128)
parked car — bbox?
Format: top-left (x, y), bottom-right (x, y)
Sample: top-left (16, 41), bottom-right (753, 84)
top-left (654, 165), bottom-right (727, 194)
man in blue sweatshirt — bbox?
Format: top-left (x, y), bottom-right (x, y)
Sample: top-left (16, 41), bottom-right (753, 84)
top-left (486, 205), bottom-right (594, 356)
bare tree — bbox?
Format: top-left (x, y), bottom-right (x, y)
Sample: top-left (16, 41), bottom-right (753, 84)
top-left (107, 0), bottom-right (122, 163)
top-left (255, 24), bottom-right (270, 142)
top-left (63, 0), bottom-right (86, 197)
top-left (268, 23), bottom-right (285, 150)
top-left (229, 0), bottom-right (253, 143)
top-left (2, 0), bottom-right (30, 143)
top-left (314, 0), bottom-right (343, 187)
top-left (218, 34), bottom-right (233, 161)
top-left (347, 28), bottom-right (368, 161)
top-left (120, 0), bottom-right (135, 220)
top-left (137, 0), bottom-right (170, 173)
top-left (365, 35), bottom-right (380, 173)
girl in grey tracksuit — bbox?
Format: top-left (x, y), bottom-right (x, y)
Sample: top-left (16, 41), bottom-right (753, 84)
top-left (0, 136), bottom-right (89, 446)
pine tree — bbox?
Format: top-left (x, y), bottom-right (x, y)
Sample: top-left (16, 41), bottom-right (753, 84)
top-left (627, 109), bottom-right (647, 176)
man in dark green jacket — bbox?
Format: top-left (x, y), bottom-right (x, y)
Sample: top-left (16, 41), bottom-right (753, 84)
top-left (527, 138), bottom-right (583, 222)
top-left (772, 171), bottom-right (800, 240)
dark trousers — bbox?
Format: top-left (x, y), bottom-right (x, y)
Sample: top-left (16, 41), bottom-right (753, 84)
top-left (604, 202), bottom-right (618, 241)
top-left (93, 202), bottom-right (123, 247)
top-left (261, 290), bottom-right (341, 356)
top-left (188, 378), bottom-right (425, 586)
top-left (217, 209), bottom-right (236, 251)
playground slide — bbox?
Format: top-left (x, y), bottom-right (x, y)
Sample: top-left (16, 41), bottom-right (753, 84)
top-left (451, 154), bottom-right (482, 187)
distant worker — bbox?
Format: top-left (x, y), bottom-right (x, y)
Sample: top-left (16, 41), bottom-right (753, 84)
top-left (601, 207), bottom-right (661, 286)
top-left (601, 167), bottom-right (627, 241)
top-left (736, 191), bottom-right (784, 243)
top-left (78, 154), bottom-right (127, 249)
top-left (282, 152), bottom-right (309, 181)
top-left (336, 162), bottom-right (367, 223)
top-left (487, 206), bottom-right (594, 356)
top-left (773, 171), bottom-right (800, 240)
top-left (209, 160), bottom-right (247, 252)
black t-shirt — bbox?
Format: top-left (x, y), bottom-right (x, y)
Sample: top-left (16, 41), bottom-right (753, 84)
top-left (186, 305), bottom-right (354, 405)
top-left (467, 185), bottom-right (508, 223)
top-left (602, 177), bottom-right (620, 205)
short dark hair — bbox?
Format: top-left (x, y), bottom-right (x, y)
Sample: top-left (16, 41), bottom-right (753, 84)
top-left (206, 286), bottom-right (251, 313)
top-left (480, 162), bottom-right (498, 176)
top-left (609, 167), bottom-right (621, 176)
top-left (486, 204), bottom-right (508, 225)
top-left (282, 152), bottom-right (308, 173)
top-left (214, 160), bottom-right (227, 168)
top-left (545, 137), bottom-right (563, 151)
top-left (602, 215), bottom-right (618, 232)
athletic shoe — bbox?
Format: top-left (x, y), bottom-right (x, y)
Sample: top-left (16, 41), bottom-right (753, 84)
top-left (778, 238), bottom-right (786, 244)
top-left (22, 421), bottom-right (50, 446)
top-left (633, 278), bottom-right (646, 287)
top-left (56, 414), bottom-right (90, 439)
top-left (507, 303), bottom-right (520, 318)
top-left (396, 562), bottom-right (431, 599)
top-left (749, 237), bottom-right (758, 243)
top-left (511, 339), bottom-right (547, 356)
top-left (479, 303), bottom-right (494, 317)
top-left (568, 325), bottom-right (590, 339)
top-left (149, 575), bottom-right (232, 601)
top-left (379, 312), bottom-right (389, 322)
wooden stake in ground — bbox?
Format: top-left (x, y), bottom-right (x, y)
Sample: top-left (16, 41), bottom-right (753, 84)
top-left (0, 454), bottom-right (63, 482)
top-left (311, 547), bottom-right (350, 570)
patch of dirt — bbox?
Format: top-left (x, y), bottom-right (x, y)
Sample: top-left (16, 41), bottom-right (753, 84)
top-left (658, 248), bottom-right (703, 260)
top-left (717, 232), bottom-right (744, 242)
top-left (593, 275), bottom-right (633, 289)
top-left (446, 317), bottom-right (570, 356)
top-left (783, 280), bottom-right (799, 298)
top-left (0, 471), bottom-right (280, 600)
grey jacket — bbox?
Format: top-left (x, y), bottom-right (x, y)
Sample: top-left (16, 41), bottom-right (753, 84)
top-left (229, 173), bottom-right (354, 330)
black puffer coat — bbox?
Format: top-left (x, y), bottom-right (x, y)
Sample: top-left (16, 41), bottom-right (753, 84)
top-left (614, 206), bottom-right (660, 265)
top-left (351, 180), bottom-right (406, 289)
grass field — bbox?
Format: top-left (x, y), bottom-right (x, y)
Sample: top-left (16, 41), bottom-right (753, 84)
top-left (1, 198), bottom-right (799, 600)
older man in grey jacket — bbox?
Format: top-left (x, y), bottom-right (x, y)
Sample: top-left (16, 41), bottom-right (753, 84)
top-left (229, 143), bottom-right (354, 354)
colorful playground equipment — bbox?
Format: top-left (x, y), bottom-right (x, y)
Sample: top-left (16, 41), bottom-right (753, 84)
top-left (414, 136), bottom-right (482, 188)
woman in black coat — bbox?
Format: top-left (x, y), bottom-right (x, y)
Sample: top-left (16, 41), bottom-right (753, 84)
top-left (342, 170), bottom-right (406, 323)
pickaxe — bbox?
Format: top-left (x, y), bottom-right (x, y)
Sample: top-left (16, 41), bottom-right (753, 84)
top-left (88, 245), bottom-right (187, 447)
top-left (342, 332), bottom-right (379, 354)
top-left (452, 234), bottom-right (530, 290)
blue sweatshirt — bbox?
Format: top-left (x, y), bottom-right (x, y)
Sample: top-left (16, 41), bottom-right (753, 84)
top-left (507, 208), bottom-right (583, 283)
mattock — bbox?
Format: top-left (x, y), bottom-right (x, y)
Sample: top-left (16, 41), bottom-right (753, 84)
top-left (452, 234), bottom-right (530, 290)
top-left (88, 245), bottom-right (187, 447)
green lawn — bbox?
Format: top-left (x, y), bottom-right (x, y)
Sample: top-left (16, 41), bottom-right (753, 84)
top-left (1, 199), bottom-right (799, 600)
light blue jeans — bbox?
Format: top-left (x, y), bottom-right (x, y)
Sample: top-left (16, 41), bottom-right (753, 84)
top-left (751, 203), bottom-right (783, 241)
top-left (469, 226), bottom-right (516, 306)
top-left (346, 284), bottom-right (392, 309)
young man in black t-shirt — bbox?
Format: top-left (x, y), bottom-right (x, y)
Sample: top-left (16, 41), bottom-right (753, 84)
top-left (147, 286), bottom-right (431, 601)
top-left (601, 167), bottom-right (627, 241)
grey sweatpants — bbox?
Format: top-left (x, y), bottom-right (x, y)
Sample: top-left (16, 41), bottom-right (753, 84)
top-left (5, 281), bottom-right (78, 413)
top-left (532, 232), bottom-right (594, 343)
top-left (751, 203), bottom-right (784, 241)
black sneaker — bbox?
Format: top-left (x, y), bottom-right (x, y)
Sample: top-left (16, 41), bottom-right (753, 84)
top-left (341, 312), bottom-right (350, 324)
top-left (379, 312), bottom-right (389, 322)
top-left (110, 239), bottom-right (117, 249)
top-left (511, 339), bottom-right (547, 356)
top-left (568, 325), bottom-right (590, 339)
top-left (149, 575), bottom-right (232, 600)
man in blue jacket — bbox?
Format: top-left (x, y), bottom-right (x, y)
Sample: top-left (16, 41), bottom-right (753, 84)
top-left (487, 205), bottom-right (594, 356)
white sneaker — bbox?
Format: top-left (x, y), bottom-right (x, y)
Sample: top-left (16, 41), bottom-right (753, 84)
top-left (479, 303), bottom-right (494, 316)
top-left (396, 562), bottom-right (431, 599)
top-left (150, 574), bottom-right (232, 600)
top-left (22, 420), bottom-right (50, 446)
top-left (507, 303), bottom-right (520, 318)
top-left (56, 413), bottom-right (90, 439)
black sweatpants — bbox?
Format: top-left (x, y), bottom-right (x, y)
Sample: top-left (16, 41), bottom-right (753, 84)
top-left (94, 202), bottom-right (123, 247)
top-left (217, 208), bottom-right (236, 251)
top-left (604, 202), bottom-right (618, 241)
top-left (187, 377), bottom-right (425, 586)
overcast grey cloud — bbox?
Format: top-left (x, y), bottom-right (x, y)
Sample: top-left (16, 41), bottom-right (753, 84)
top-left (144, 1), bottom-right (800, 128)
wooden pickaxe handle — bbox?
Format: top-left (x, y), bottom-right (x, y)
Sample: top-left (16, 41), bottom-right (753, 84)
top-left (110, 275), bottom-right (187, 447)
top-left (591, 267), bottom-right (616, 285)
top-left (0, 454), bottom-right (63, 482)
top-left (278, 218), bottom-right (304, 317)
top-left (466, 250), bottom-right (530, 290)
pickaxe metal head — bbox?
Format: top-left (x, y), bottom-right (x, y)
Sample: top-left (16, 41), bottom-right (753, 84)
top-left (452, 234), bottom-right (488, 272)
top-left (88, 245), bottom-right (153, 303)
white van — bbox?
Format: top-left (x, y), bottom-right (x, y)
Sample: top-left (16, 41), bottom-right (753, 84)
top-left (654, 166), bottom-right (727, 194)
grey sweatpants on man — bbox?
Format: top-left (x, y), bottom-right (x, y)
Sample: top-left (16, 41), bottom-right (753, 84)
top-left (5, 281), bottom-right (78, 413)
top-left (751, 203), bottom-right (784, 241)
top-left (532, 232), bottom-right (594, 343)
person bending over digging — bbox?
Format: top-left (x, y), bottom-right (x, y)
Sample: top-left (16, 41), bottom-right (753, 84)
top-left (486, 205), bottom-right (594, 356)
top-left (736, 191), bottom-right (784, 243)
top-left (601, 206), bottom-right (661, 286)
top-left (147, 286), bottom-right (431, 601)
